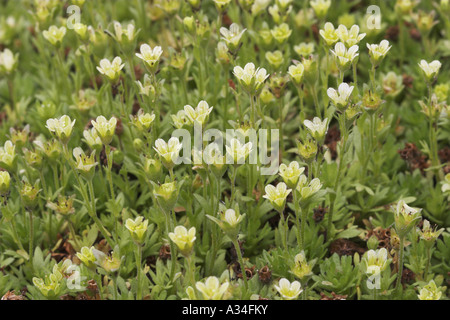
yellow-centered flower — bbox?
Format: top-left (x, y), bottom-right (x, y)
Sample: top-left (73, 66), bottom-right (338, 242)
top-left (196, 276), bottom-right (229, 300)
top-left (275, 278), bottom-right (302, 300)
top-left (169, 226), bottom-right (196, 256)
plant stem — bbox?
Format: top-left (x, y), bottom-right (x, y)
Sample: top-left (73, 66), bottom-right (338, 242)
top-left (27, 209), bottom-right (34, 261)
top-left (395, 236), bottom-right (405, 292)
top-left (136, 244), bottom-right (143, 300)
top-left (279, 98), bottom-right (284, 158)
top-left (105, 145), bottom-right (115, 200)
top-left (250, 94), bottom-right (256, 128)
top-left (327, 114), bottom-right (347, 236)
top-left (424, 246), bottom-right (431, 280)
top-left (293, 192), bottom-right (302, 250)
top-left (230, 166), bottom-right (238, 205)
top-left (310, 85), bottom-right (321, 118)
top-left (232, 238), bottom-right (248, 290)
top-left (186, 254), bottom-right (196, 287)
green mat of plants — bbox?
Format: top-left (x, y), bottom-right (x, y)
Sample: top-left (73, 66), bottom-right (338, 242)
top-left (0, 0), bottom-right (449, 300)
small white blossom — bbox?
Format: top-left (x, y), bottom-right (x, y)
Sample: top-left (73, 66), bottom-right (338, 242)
top-left (327, 82), bottom-right (354, 109)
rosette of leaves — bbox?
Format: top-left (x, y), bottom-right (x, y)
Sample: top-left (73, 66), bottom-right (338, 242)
top-left (312, 253), bottom-right (360, 298)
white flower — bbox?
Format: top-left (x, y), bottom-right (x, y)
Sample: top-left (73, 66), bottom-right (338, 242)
top-left (296, 177), bottom-right (322, 199)
top-left (125, 216), bottom-right (149, 243)
top-left (367, 40), bottom-right (391, 65)
top-left (154, 137), bottom-right (183, 168)
top-left (134, 110), bottom-right (156, 131)
top-left (233, 62), bottom-right (270, 94)
top-left (169, 226), bottom-right (196, 256)
top-left (442, 173), bottom-right (450, 193)
top-left (392, 200), bottom-right (422, 237)
top-left (43, 25), bottom-right (66, 45)
top-left (96, 57), bottom-right (125, 81)
top-left (46, 115), bottom-right (76, 143)
top-left (304, 117), bottom-right (329, 141)
top-left (331, 42), bottom-right (359, 70)
top-left (288, 63), bottom-right (305, 85)
top-left (263, 182), bottom-right (292, 212)
top-left (83, 128), bottom-right (102, 150)
top-left (294, 42), bottom-right (315, 57)
top-left (319, 22), bottom-right (339, 47)
top-left (73, 23), bottom-right (88, 39)
top-left (418, 280), bottom-right (442, 300)
top-left (113, 21), bottom-right (136, 43)
top-left (419, 60), bottom-right (442, 80)
top-left (275, 278), bottom-right (302, 300)
top-left (279, 161), bottom-right (305, 188)
top-left (276, 0), bottom-right (293, 10)
top-left (0, 140), bottom-right (16, 170)
top-left (0, 171), bottom-right (11, 194)
top-left (196, 277), bottom-right (229, 300)
top-left (136, 74), bottom-right (155, 97)
top-left (310, 0), bottom-right (331, 19)
top-left (222, 209), bottom-right (244, 229)
top-left (336, 24), bottom-right (366, 47)
top-left (184, 100), bottom-right (214, 125)
top-left (364, 248), bottom-right (388, 275)
top-left (72, 147), bottom-right (98, 178)
top-left (91, 116), bottom-right (117, 145)
top-left (171, 110), bottom-right (190, 129)
top-left (225, 138), bottom-right (252, 164)
top-left (213, 0), bottom-right (232, 11)
top-left (327, 82), bottom-right (354, 109)
top-left (252, 0), bottom-right (272, 15)
top-left (220, 23), bottom-right (246, 50)
top-left (0, 48), bottom-right (18, 74)
top-left (136, 44), bottom-right (163, 69)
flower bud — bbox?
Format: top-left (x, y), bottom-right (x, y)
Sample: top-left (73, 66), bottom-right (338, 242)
top-left (367, 235), bottom-right (379, 250)
top-left (183, 16), bottom-right (195, 33)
